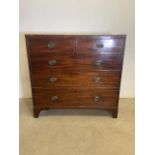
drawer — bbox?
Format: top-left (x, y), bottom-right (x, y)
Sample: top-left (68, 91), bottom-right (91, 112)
top-left (27, 38), bottom-right (74, 55)
top-left (29, 54), bottom-right (123, 73)
top-left (29, 54), bottom-right (76, 72)
top-left (32, 88), bottom-right (119, 108)
top-left (75, 55), bottom-right (123, 70)
top-left (31, 71), bottom-right (121, 88)
top-left (77, 38), bottom-right (125, 55)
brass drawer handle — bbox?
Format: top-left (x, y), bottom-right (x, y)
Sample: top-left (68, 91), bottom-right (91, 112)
top-left (51, 96), bottom-right (59, 101)
top-left (95, 77), bottom-right (101, 83)
top-left (95, 60), bottom-right (103, 66)
top-left (94, 96), bottom-right (101, 102)
top-left (96, 43), bottom-right (104, 48)
top-left (49, 60), bottom-right (57, 66)
top-left (50, 77), bottom-right (57, 83)
top-left (48, 41), bottom-right (56, 49)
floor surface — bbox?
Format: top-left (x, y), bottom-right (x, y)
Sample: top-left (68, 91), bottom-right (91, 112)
top-left (19, 98), bottom-right (134, 155)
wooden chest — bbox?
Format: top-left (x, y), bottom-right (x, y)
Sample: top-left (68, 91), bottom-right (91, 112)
top-left (25, 35), bottom-right (126, 118)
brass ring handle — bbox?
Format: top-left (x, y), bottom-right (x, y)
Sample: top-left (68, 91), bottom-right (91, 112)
top-left (96, 43), bottom-right (104, 48)
top-left (51, 96), bottom-right (58, 101)
top-left (94, 96), bottom-right (101, 102)
top-left (95, 60), bottom-right (103, 66)
top-left (49, 60), bottom-right (57, 66)
top-left (95, 77), bottom-right (101, 83)
top-left (48, 41), bottom-right (56, 49)
top-left (50, 77), bottom-right (57, 83)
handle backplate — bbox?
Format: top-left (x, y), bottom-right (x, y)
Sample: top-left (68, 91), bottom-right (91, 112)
top-left (51, 96), bottom-right (58, 101)
top-left (95, 77), bottom-right (101, 83)
top-left (95, 60), bottom-right (103, 66)
top-left (94, 96), bottom-right (101, 102)
top-left (96, 43), bottom-right (104, 48)
top-left (48, 42), bottom-right (56, 49)
top-left (49, 59), bottom-right (57, 66)
top-left (50, 77), bottom-right (57, 83)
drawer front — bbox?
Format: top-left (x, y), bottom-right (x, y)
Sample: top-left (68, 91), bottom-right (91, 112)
top-left (77, 38), bottom-right (125, 55)
top-left (29, 54), bottom-right (123, 73)
top-left (31, 71), bottom-right (121, 88)
top-left (29, 55), bottom-right (76, 72)
top-left (75, 55), bottom-right (123, 70)
top-left (27, 38), bottom-right (74, 55)
top-left (32, 88), bottom-right (119, 108)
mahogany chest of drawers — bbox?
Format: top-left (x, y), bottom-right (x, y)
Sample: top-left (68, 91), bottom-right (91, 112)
top-left (25, 35), bottom-right (126, 118)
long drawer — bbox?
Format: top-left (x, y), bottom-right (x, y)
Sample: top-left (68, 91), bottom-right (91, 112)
top-left (31, 71), bottom-right (121, 88)
top-left (29, 54), bottom-right (123, 72)
top-left (32, 88), bottom-right (119, 108)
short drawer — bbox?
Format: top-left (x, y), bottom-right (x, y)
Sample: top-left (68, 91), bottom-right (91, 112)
top-left (29, 54), bottom-right (76, 72)
top-left (27, 38), bottom-right (74, 55)
top-left (77, 38), bottom-right (125, 55)
top-left (75, 55), bottom-right (123, 71)
top-left (31, 71), bottom-right (121, 88)
top-left (32, 88), bottom-right (119, 108)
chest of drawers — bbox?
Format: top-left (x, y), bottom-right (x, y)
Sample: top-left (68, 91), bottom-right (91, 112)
top-left (25, 35), bottom-right (126, 118)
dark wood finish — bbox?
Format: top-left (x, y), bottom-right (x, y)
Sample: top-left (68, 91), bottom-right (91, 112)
top-left (29, 39), bottom-right (75, 55)
top-left (76, 38), bottom-right (124, 55)
top-left (33, 107), bottom-right (42, 118)
top-left (32, 88), bottom-right (119, 108)
top-left (28, 54), bottom-right (123, 72)
top-left (112, 110), bottom-right (118, 118)
top-left (25, 35), bottom-right (126, 118)
top-left (31, 71), bottom-right (121, 88)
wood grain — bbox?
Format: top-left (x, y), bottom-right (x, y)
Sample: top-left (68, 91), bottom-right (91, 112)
top-left (31, 71), bottom-right (121, 88)
top-left (76, 38), bottom-right (125, 55)
top-left (28, 54), bottom-right (123, 72)
top-left (25, 34), bottom-right (126, 118)
top-left (32, 88), bottom-right (119, 108)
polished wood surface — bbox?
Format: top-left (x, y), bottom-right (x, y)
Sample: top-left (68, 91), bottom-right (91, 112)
top-left (28, 54), bottom-right (123, 72)
top-left (76, 38), bottom-right (124, 55)
top-left (29, 39), bottom-right (74, 55)
top-left (26, 35), bottom-right (126, 118)
top-left (31, 71), bottom-right (121, 88)
top-left (32, 88), bottom-right (119, 108)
